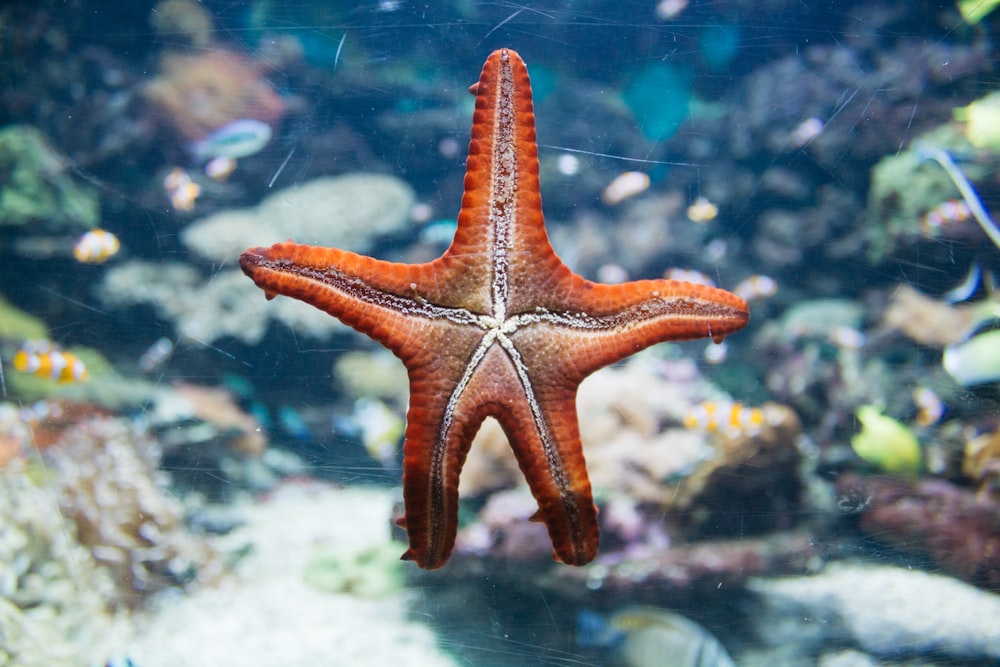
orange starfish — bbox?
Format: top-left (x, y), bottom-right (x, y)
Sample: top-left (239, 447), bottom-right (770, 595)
top-left (240, 48), bottom-right (749, 569)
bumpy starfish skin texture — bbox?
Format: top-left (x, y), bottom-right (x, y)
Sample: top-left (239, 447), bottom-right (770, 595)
top-left (240, 48), bottom-right (749, 569)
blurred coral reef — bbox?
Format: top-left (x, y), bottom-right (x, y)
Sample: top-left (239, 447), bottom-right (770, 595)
top-left (0, 2), bottom-right (998, 663)
top-left (144, 48), bottom-right (286, 142)
top-left (0, 125), bottom-right (99, 231)
top-left (97, 261), bottom-right (344, 346)
top-left (149, 0), bottom-right (215, 49)
top-left (96, 173), bottom-right (414, 344)
top-left (454, 354), bottom-right (809, 589)
top-left (180, 173), bottom-right (415, 262)
top-left (0, 471), bottom-right (129, 666)
top-left (838, 473), bottom-right (1000, 591)
top-left (44, 412), bottom-right (220, 605)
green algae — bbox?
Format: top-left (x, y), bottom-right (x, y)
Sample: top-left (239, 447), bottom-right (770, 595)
top-left (303, 541), bottom-right (408, 598)
top-left (0, 294), bottom-right (50, 340)
top-left (0, 125), bottom-right (99, 230)
top-left (866, 124), bottom-right (987, 262)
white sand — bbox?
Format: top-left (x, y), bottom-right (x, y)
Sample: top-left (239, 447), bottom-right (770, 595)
top-left (125, 482), bottom-right (458, 667)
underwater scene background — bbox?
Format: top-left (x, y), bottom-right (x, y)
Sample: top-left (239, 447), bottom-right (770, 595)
top-left (1, 1), bottom-right (1000, 665)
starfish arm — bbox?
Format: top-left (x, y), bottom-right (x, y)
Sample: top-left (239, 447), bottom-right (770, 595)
top-left (239, 242), bottom-right (485, 359)
top-left (397, 345), bottom-right (521, 569)
top-left (493, 379), bottom-right (599, 566)
top-left (513, 277), bottom-right (750, 381)
top-left (397, 363), bottom-right (485, 570)
top-left (398, 340), bottom-right (599, 569)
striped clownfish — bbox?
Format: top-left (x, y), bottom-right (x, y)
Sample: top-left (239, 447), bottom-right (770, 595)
top-left (73, 228), bottom-right (120, 264)
top-left (682, 401), bottom-right (765, 437)
top-left (921, 199), bottom-right (971, 233)
top-left (12, 340), bottom-right (88, 383)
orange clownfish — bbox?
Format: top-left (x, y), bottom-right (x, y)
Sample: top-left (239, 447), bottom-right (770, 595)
top-left (683, 401), bottom-right (765, 437)
top-left (13, 340), bottom-right (88, 383)
top-left (73, 228), bottom-right (120, 264)
top-left (921, 199), bottom-right (971, 233)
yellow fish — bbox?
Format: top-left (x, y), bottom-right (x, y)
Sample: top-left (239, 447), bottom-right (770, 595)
top-left (12, 340), bottom-right (88, 383)
top-left (851, 406), bottom-right (921, 477)
top-left (686, 196), bottom-right (718, 223)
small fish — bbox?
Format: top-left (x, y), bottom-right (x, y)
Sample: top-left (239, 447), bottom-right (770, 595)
top-left (683, 401), bottom-right (765, 437)
top-left (917, 145), bottom-right (1000, 251)
top-left (163, 167), bottom-right (201, 211)
top-left (664, 268), bottom-right (716, 287)
top-left (73, 229), bottom-right (120, 264)
top-left (943, 328), bottom-right (1000, 386)
top-left (943, 263), bottom-right (982, 304)
top-left (352, 398), bottom-right (404, 468)
top-left (912, 386), bottom-right (944, 427)
top-left (204, 155), bottom-right (238, 181)
top-left (188, 119), bottom-right (273, 161)
top-left (851, 406), bottom-right (921, 477)
top-left (922, 199), bottom-right (971, 233)
top-left (603, 171), bottom-right (650, 205)
top-left (686, 196), bottom-right (718, 223)
top-left (733, 274), bottom-right (777, 302)
top-left (138, 337), bottom-right (174, 373)
top-left (577, 607), bottom-right (736, 667)
top-left (12, 340), bottom-right (88, 383)
top-left (790, 117), bottom-right (824, 146)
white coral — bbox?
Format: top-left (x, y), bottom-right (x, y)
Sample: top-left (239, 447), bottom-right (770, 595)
top-left (98, 261), bottom-right (343, 344)
top-left (0, 469), bottom-right (127, 666)
top-left (98, 172), bottom-right (416, 345)
top-left (181, 173), bottom-right (415, 262)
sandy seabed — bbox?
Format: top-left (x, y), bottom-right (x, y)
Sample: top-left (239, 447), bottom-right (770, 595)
top-left (124, 482), bottom-right (459, 667)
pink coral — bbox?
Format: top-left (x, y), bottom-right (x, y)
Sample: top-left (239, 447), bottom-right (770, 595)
top-left (144, 48), bottom-right (285, 141)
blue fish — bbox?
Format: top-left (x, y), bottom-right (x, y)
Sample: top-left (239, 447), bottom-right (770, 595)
top-left (577, 607), bottom-right (735, 667)
top-left (188, 119), bottom-right (272, 161)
